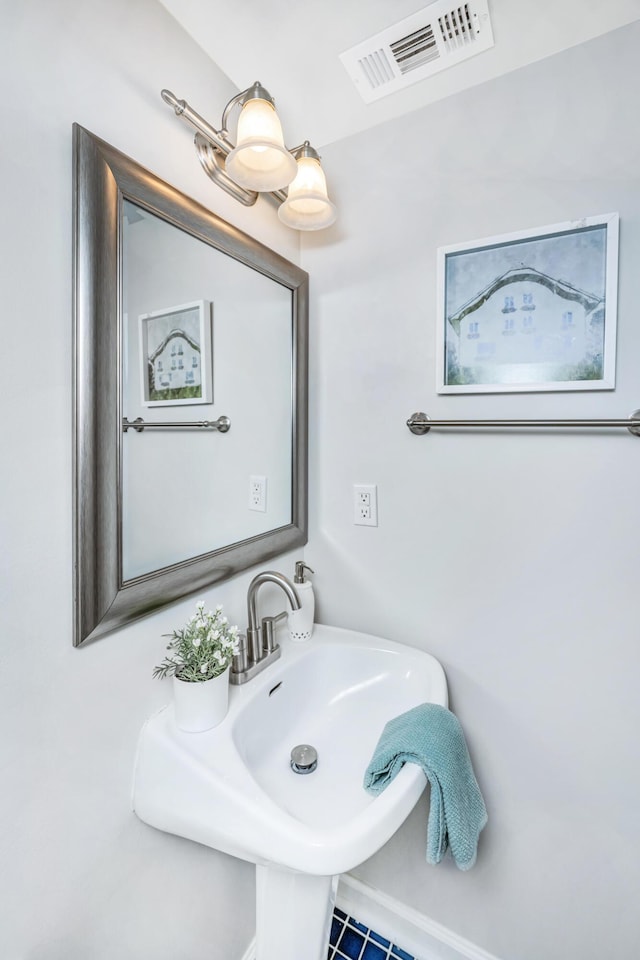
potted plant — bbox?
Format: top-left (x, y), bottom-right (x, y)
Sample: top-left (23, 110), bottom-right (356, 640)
top-left (153, 600), bottom-right (240, 732)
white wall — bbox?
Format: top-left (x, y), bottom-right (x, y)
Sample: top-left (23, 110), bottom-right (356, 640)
top-left (302, 23), bottom-right (640, 960)
top-left (0, 1), bottom-right (301, 957)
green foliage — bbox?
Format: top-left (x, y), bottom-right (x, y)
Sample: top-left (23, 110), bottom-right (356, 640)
top-left (556, 355), bottom-right (604, 382)
top-left (445, 342), bottom-right (477, 386)
top-left (153, 601), bottom-right (240, 683)
top-left (446, 362), bottom-right (477, 386)
top-left (148, 384), bottom-right (202, 402)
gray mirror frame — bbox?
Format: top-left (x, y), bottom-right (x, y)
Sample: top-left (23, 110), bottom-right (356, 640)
top-left (72, 124), bottom-right (308, 646)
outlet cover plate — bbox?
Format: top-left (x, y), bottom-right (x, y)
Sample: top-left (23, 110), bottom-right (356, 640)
top-left (354, 484), bottom-right (378, 526)
top-left (249, 475), bottom-right (267, 512)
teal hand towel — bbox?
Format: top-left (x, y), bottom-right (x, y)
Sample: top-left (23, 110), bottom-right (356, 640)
top-left (363, 703), bottom-right (487, 870)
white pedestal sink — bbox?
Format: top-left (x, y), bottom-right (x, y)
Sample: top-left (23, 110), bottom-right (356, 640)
top-left (133, 625), bottom-right (448, 960)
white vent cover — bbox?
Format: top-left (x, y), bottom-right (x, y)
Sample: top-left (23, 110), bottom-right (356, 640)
top-left (340, 0), bottom-right (494, 103)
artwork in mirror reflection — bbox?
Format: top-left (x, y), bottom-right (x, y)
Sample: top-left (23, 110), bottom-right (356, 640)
top-left (139, 298), bottom-right (212, 407)
top-left (122, 200), bottom-right (293, 581)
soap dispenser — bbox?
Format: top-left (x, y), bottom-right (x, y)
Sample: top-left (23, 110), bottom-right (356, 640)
top-left (288, 561), bottom-right (315, 641)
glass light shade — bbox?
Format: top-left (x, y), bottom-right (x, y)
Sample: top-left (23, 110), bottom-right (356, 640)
top-left (225, 98), bottom-right (297, 192)
top-left (278, 156), bottom-right (337, 231)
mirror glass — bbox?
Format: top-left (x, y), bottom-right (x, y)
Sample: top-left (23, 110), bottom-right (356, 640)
top-left (122, 200), bottom-right (293, 579)
top-left (73, 126), bottom-right (308, 646)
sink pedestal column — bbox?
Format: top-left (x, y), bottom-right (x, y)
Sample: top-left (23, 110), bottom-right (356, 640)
top-left (256, 865), bottom-right (338, 960)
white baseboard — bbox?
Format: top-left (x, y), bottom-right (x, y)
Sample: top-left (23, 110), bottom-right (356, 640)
top-left (237, 873), bottom-right (502, 960)
top-left (338, 874), bottom-right (502, 960)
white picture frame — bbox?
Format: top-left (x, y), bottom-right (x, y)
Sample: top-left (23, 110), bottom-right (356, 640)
top-left (436, 213), bottom-right (619, 394)
top-left (138, 300), bottom-right (212, 406)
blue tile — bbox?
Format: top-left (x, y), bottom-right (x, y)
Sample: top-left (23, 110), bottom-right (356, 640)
top-left (362, 941), bottom-right (387, 960)
top-left (369, 930), bottom-right (391, 949)
top-left (331, 907), bottom-right (415, 960)
top-left (330, 915), bottom-right (344, 946)
top-left (338, 926), bottom-right (365, 958)
top-left (391, 946), bottom-right (415, 960)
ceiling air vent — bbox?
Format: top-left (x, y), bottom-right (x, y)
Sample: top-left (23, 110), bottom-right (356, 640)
top-left (340, 0), bottom-right (494, 104)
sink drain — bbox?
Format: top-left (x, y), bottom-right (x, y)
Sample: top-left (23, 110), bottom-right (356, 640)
top-left (290, 743), bottom-right (318, 775)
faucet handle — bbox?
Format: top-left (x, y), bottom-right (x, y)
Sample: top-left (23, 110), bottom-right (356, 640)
top-left (261, 611), bottom-right (288, 653)
top-left (232, 632), bottom-right (248, 674)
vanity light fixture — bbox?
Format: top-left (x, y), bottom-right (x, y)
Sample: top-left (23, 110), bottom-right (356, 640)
top-left (161, 84), bottom-right (337, 231)
top-left (278, 142), bottom-right (337, 231)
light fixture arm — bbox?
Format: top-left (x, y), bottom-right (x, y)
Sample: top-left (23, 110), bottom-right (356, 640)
top-left (161, 88), bottom-right (287, 206)
top-left (219, 81), bottom-right (277, 137)
top-left (219, 89), bottom-right (249, 137)
top-left (161, 89), bottom-right (230, 158)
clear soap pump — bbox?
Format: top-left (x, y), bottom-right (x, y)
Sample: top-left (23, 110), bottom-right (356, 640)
top-left (288, 561), bottom-right (315, 641)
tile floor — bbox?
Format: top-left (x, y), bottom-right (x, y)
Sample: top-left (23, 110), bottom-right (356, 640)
top-left (328, 907), bottom-right (416, 960)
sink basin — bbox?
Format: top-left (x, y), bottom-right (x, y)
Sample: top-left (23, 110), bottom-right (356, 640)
top-left (133, 624), bottom-right (447, 876)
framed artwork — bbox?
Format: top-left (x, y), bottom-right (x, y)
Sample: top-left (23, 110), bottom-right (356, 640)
top-left (139, 300), bottom-right (212, 406)
top-left (436, 213), bottom-right (619, 394)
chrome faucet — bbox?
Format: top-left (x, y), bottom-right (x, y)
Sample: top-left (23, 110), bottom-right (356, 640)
top-left (230, 571), bottom-right (301, 685)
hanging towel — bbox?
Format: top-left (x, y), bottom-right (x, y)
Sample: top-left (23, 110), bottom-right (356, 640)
top-left (363, 703), bottom-right (487, 870)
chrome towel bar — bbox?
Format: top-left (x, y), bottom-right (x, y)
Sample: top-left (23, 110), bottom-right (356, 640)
top-left (123, 416), bottom-right (231, 433)
top-left (407, 410), bottom-right (640, 437)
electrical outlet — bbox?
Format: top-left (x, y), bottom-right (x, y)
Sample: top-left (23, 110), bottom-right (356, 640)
top-left (353, 484), bottom-right (378, 526)
top-left (249, 475), bottom-right (267, 512)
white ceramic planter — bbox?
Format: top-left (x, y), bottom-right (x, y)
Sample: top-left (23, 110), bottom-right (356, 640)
top-left (172, 668), bottom-right (230, 733)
